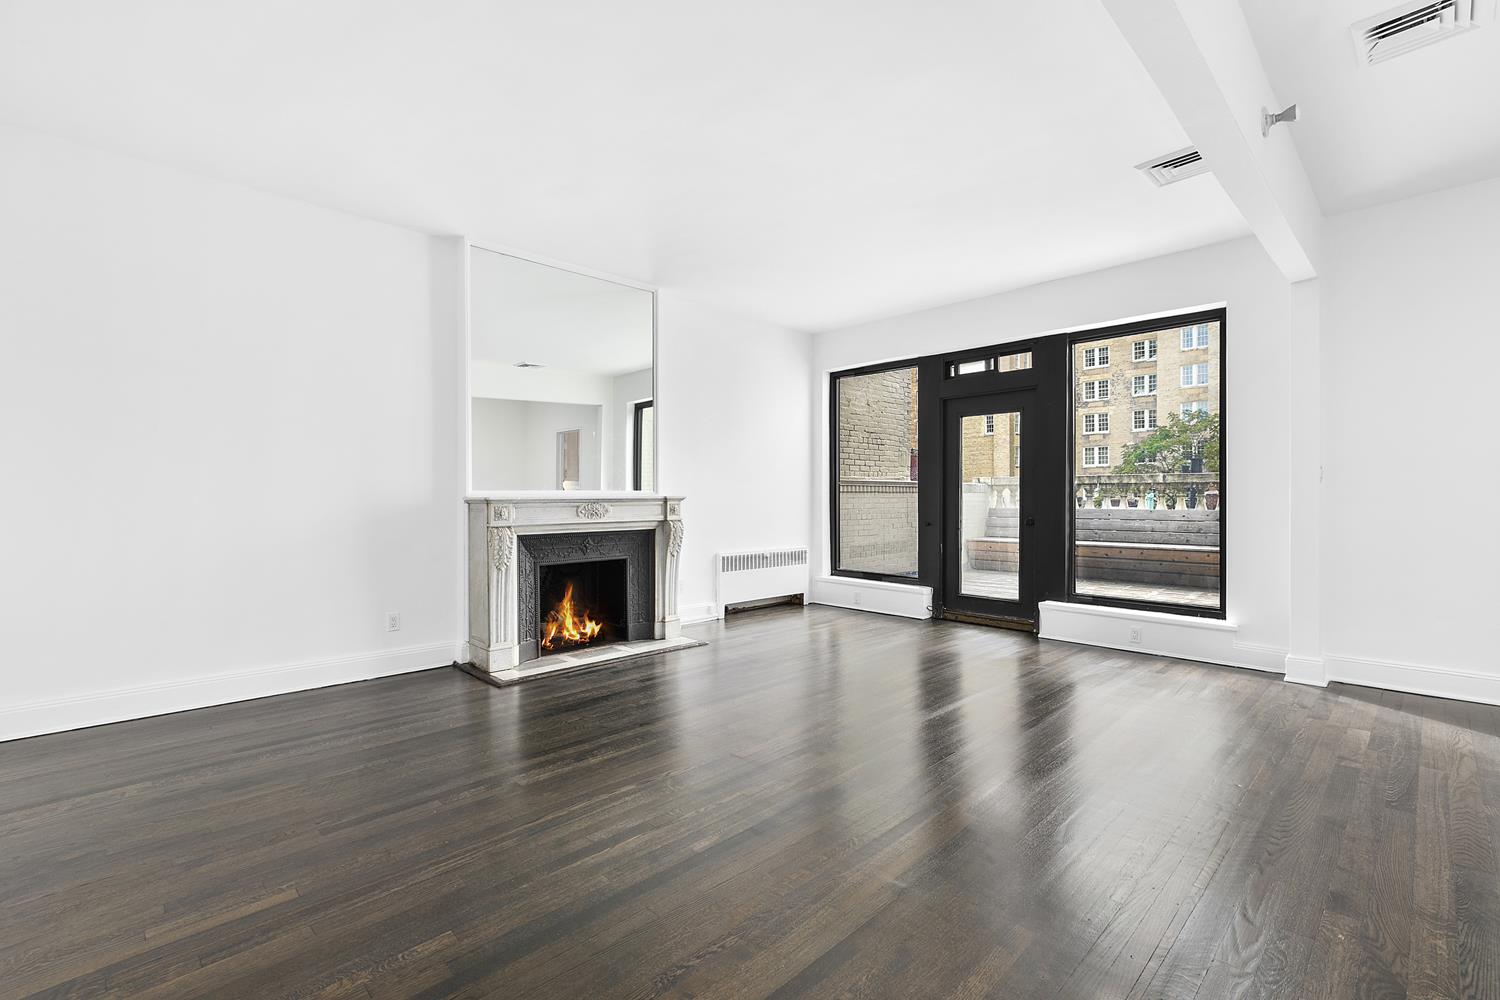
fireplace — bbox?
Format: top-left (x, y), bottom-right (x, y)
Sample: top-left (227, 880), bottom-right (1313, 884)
top-left (465, 495), bottom-right (689, 681)
top-left (518, 529), bottom-right (656, 663)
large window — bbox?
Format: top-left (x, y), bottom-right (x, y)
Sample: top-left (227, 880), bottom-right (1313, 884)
top-left (832, 363), bottom-right (919, 580)
top-left (1073, 316), bottom-right (1223, 614)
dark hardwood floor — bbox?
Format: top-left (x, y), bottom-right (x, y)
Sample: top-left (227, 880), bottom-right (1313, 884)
top-left (4, 605), bottom-right (1499, 999)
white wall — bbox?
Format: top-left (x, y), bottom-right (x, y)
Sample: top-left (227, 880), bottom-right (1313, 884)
top-left (657, 292), bottom-right (812, 622)
top-left (519, 401), bottom-right (603, 489)
top-left (470, 397), bottom-right (528, 489)
top-left (0, 124), bottom-right (464, 740)
top-left (470, 397), bottom-right (603, 491)
top-left (1319, 176), bottom-right (1500, 701)
top-left (809, 237), bottom-right (1293, 664)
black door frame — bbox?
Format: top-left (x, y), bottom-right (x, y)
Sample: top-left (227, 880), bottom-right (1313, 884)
top-left (917, 337), bottom-right (1069, 625)
top-left (940, 388), bottom-right (1035, 624)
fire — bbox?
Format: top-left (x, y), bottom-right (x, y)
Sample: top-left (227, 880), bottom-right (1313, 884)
top-left (542, 582), bottom-right (603, 651)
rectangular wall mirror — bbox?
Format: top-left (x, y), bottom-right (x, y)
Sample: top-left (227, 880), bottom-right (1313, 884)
top-left (467, 244), bottom-right (656, 493)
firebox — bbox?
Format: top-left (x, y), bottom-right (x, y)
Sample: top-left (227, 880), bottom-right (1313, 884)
top-left (517, 529), bottom-right (656, 662)
top-left (538, 560), bottom-right (627, 654)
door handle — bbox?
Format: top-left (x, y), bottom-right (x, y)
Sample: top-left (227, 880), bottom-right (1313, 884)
top-left (1025, 517), bottom-right (1036, 526)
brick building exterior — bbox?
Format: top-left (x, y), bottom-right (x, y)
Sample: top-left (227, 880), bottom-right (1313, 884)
top-left (1073, 320), bottom-right (1220, 480)
top-left (836, 367), bottom-right (919, 575)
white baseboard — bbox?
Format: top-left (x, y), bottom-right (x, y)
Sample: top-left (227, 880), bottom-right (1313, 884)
top-left (1324, 653), bottom-right (1500, 707)
top-left (0, 641), bottom-right (463, 743)
top-left (809, 576), bottom-right (933, 620)
top-left (680, 602), bottom-right (720, 625)
top-left (1284, 654), bottom-right (1328, 687)
top-left (1038, 601), bottom-right (1286, 674)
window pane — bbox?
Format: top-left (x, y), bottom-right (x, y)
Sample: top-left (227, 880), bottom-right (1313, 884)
top-left (835, 366), bottom-right (919, 577)
top-left (960, 410), bottom-right (1021, 601)
top-left (636, 403), bottom-right (655, 492)
top-left (1073, 322), bottom-right (1222, 611)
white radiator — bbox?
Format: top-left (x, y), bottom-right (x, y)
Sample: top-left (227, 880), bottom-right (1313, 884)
top-left (715, 547), bottom-right (809, 616)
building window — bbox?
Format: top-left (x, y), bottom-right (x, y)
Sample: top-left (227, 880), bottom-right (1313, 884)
top-left (1083, 412), bottom-right (1110, 434)
top-left (1074, 316), bottom-right (1223, 617)
top-left (1083, 379), bottom-right (1110, 401)
top-left (1083, 345), bottom-right (1110, 369)
top-left (632, 400), bottom-right (655, 491)
top-left (832, 363), bottom-right (919, 581)
top-left (1181, 362), bottom-right (1209, 387)
top-left (1181, 324), bottom-right (1210, 350)
top-left (983, 414), bottom-right (995, 435)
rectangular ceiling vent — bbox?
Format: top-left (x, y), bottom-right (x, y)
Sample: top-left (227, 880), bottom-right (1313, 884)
top-left (1135, 147), bottom-right (1209, 187)
top-left (1351, 0), bottom-right (1496, 66)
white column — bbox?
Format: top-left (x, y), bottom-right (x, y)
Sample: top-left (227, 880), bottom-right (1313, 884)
top-left (1284, 278), bottom-right (1326, 685)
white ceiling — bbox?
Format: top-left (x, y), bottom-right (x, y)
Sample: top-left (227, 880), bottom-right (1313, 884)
top-left (1241, 0), bottom-right (1500, 215)
top-left (470, 247), bottom-right (653, 375)
top-left (0, 1), bottom-right (1251, 331)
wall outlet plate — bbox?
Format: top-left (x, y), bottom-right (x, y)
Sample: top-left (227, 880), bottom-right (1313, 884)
top-left (1129, 627), bottom-right (1142, 644)
top-left (386, 612), bottom-right (401, 632)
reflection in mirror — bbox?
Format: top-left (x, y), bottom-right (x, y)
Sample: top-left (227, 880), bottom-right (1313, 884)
top-left (468, 245), bottom-right (655, 492)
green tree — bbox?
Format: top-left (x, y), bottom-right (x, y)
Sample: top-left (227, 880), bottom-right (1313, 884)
top-left (1117, 411), bottom-right (1220, 474)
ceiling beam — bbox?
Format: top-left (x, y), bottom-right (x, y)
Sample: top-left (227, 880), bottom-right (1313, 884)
top-left (1103, 0), bottom-right (1323, 281)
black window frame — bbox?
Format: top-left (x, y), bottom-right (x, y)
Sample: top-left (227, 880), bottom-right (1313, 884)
top-left (1065, 308), bottom-right (1227, 620)
top-left (632, 399), bottom-right (653, 491)
top-left (829, 358), bottom-right (922, 584)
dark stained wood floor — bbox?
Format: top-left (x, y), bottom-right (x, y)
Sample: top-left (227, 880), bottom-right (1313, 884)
top-left (4, 605), bottom-right (1500, 999)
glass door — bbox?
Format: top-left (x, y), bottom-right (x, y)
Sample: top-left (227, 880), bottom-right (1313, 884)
top-left (943, 391), bottom-right (1036, 623)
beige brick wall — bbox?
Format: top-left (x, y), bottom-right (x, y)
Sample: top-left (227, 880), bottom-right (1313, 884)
top-left (1073, 320), bottom-right (1220, 482)
top-left (836, 367), bottom-right (918, 574)
top-left (837, 367), bottom-right (917, 481)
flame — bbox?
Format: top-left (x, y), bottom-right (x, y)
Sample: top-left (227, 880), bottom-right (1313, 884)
top-left (541, 582), bottom-right (604, 651)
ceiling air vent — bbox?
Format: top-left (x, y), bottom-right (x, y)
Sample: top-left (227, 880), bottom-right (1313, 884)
top-left (1351, 0), bottom-right (1496, 66)
top-left (1136, 147), bottom-right (1209, 187)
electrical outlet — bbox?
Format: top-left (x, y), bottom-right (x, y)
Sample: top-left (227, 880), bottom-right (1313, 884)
top-left (1129, 627), bottom-right (1142, 645)
top-left (386, 612), bottom-right (401, 632)
top-left (852, 592), bottom-right (863, 606)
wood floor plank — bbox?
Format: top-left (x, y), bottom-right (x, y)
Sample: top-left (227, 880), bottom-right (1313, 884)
top-left (3, 606), bottom-right (1499, 999)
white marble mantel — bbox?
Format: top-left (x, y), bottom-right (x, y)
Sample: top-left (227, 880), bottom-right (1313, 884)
top-left (465, 493), bottom-right (685, 677)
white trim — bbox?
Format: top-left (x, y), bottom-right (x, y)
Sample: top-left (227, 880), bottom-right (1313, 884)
top-left (1038, 601), bottom-right (1285, 673)
top-left (1323, 653), bottom-right (1500, 707)
top-left (1284, 655), bottom-right (1327, 687)
top-left (680, 602), bottom-right (720, 625)
top-left (0, 642), bottom-right (462, 743)
top-left (811, 576), bottom-right (932, 620)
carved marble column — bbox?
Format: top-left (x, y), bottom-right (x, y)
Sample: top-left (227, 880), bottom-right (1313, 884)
top-left (468, 502), bottom-right (520, 671)
top-left (656, 499), bottom-right (684, 639)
